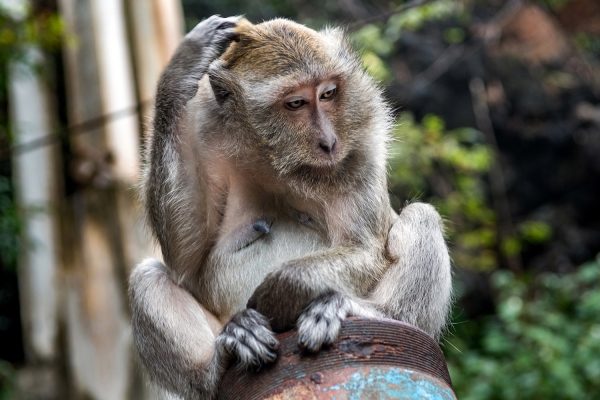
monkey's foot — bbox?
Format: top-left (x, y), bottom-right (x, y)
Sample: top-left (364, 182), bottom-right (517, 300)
top-left (217, 309), bottom-right (279, 370)
top-left (297, 293), bottom-right (382, 353)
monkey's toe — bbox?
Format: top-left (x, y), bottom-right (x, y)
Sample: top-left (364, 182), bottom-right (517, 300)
top-left (217, 308), bottom-right (279, 370)
top-left (297, 293), bottom-right (347, 353)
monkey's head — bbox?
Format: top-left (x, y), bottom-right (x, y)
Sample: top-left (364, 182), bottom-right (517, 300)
top-left (208, 18), bottom-right (391, 186)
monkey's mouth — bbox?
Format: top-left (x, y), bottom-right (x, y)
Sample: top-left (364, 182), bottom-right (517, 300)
top-left (310, 161), bottom-right (338, 175)
top-left (312, 149), bottom-right (346, 172)
top-left (293, 157), bottom-right (343, 179)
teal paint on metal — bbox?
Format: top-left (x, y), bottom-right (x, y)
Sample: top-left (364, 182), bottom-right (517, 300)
top-left (322, 368), bottom-right (455, 400)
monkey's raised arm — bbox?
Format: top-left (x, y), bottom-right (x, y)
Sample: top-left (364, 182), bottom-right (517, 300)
top-left (144, 16), bottom-right (240, 273)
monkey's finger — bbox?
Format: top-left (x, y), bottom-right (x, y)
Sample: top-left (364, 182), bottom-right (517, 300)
top-left (297, 293), bottom-right (349, 352)
top-left (234, 309), bottom-right (279, 351)
top-left (216, 15), bottom-right (243, 30)
top-left (218, 333), bottom-right (261, 369)
top-left (231, 323), bottom-right (277, 365)
top-left (218, 322), bottom-right (277, 368)
top-left (228, 309), bottom-right (279, 352)
top-left (224, 31), bottom-right (240, 42)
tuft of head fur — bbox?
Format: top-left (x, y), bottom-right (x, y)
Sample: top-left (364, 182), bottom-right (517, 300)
top-left (220, 19), bottom-right (352, 78)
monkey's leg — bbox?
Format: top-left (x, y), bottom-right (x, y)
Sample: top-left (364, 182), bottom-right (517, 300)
top-left (130, 259), bottom-right (278, 399)
top-left (130, 259), bottom-right (222, 399)
top-left (369, 202), bottom-right (452, 340)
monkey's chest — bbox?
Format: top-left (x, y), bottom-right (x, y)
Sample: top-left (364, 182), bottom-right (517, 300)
top-left (199, 216), bottom-right (325, 320)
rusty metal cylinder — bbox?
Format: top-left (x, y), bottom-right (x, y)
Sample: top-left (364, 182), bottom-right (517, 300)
top-left (219, 317), bottom-right (456, 399)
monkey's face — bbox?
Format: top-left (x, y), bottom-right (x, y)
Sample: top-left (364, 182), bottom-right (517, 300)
top-left (208, 18), bottom-right (389, 182)
top-left (247, 75), bottom-right (352, 177)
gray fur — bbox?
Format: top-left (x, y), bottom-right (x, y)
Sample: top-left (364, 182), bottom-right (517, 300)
top-left (129, 16), bottom-right (452, 400)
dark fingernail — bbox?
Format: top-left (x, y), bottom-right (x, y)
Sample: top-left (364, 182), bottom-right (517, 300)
top-left (226, 32), bottom-right (240, 42)
top-left (219, 21), bottom-right (236, 29)
top-left (325, 335), bottom-right (331, 343)
top-left (269, 338), bottom-right (276, 346)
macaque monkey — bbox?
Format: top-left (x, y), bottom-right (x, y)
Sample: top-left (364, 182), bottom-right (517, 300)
top-left (129, 15), bottom-right (452, 400)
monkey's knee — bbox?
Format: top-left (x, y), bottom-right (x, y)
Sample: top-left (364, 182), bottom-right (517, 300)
top-left (129, 259), bottom-right (221, 399)
top-left (378, 203), bottom-right (452, 340)
top-left (386, 202), bottom-right (446, 261)
top-left (399, 202), bottom-right (444, 231)
top-left (129, 258), bottom-right (169, 297)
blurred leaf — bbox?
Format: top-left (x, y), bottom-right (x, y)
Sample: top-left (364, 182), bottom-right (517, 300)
top-left (446, 257), bottom-right (600, 399)
top-left (443, 27), bottom-right (465, 43)
top-left (519, 220), bottom-right (552, 244)
top-left (389, 111), bottom-right (498, 271)
top-left (502, 237), bottom-right (522, 256)
top-left (360, 50), bottom-right (393, 82)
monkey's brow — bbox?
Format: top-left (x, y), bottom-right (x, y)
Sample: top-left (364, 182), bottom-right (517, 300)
top-left (280, 75), bottom-right (344, 97)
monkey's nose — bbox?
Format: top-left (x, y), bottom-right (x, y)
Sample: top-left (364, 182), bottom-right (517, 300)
top-left (319, 137), bottom-right (337, 154)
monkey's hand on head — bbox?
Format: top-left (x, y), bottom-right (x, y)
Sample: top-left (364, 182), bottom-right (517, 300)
top-left (156, 15), bottom-right (240, 103)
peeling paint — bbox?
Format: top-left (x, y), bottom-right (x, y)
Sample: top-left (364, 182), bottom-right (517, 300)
top-left (340, 369), bottom-right (455, 400)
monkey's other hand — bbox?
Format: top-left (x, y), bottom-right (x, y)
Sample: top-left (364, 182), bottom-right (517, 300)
top-left (216, 308), bottom-right (279, 370)
top-left (184, 15), bottom-right (241, 52)
top-left (297, 293), bottom-right (382, 353)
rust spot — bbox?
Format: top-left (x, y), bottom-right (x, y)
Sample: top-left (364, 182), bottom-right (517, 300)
top-left (339, 338), bottom-right (375, 357)
top-left (310, 373), bottom-right (323, 384)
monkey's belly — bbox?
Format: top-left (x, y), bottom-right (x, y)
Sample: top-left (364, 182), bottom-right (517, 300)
top-left (199, 219), bottom-right (325, 319)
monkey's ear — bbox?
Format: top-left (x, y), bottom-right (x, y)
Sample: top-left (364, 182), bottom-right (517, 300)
top-left (209, 78), bottom-right (230, 105)
top-left (208, 61), bottom-right (234, 106)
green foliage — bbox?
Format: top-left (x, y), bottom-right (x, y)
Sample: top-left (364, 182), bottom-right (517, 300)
top-left (0, 361), bottom-right (15, 400)
top-left (389, 112), bottom-right (500, 270)
top-left (573, 32), bottom-right (600, 57)
top-left (388, 112), bottom-right (553, 271)
top-left (443, 27), bottom-right (466, 44)
top-left (536, 0), bottom-right (571, 11)
top-left (352, 0), bottom-right (467, 83)
top-left (386, 0), bottom-right (460, 39)
top-left (446, 256), bottom-right (600, 399)
top-left (0, 4), bottom-right (65, 66)
top-left (0, 177), bottom-right (20, 270)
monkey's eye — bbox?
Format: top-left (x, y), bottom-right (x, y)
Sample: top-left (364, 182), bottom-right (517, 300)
top-left (285, 97), bottom-right (307, 110)
top-left (320, 84), bottom-right (337, 100)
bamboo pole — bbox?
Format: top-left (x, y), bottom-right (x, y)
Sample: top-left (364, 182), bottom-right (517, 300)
top-left (9, 47), bottom-right (60, 367)
top-left (57, 0), bottom-right (142, 398)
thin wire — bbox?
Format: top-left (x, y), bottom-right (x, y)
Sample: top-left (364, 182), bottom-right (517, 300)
top-left (1, 100), bottom-right (153, 160)
top-left (348, 0), bottom-right (437, 29)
